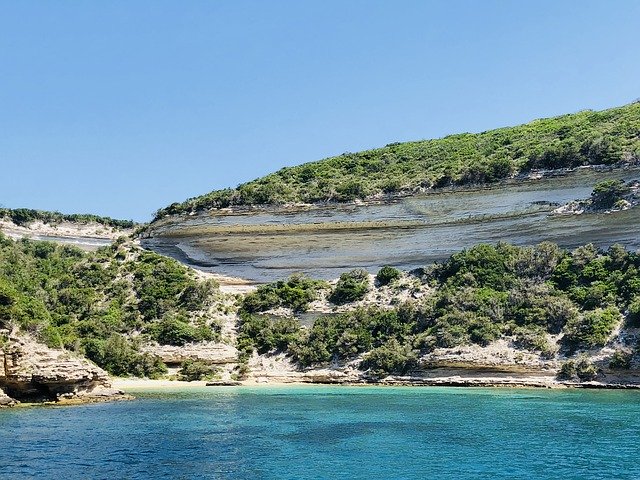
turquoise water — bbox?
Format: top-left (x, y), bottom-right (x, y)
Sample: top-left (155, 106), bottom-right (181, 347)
top-left (1, 386), bottom-right (640, 479)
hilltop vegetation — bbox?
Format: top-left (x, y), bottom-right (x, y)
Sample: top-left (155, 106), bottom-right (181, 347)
top-left (238, 242), bottom-right (640, 377)
top-left (0, 207), bottom-right (136, 229)
top-left (0, 233), bottom-right (219, 377)
top-left (155, 102), bottom-right (640, 220)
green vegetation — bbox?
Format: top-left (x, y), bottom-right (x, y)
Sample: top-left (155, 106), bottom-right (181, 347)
top-left (375, 265), bottom-right (401, 286)
top-left (360, 339), bottom-right (418, 378)
top-left (241, 274), bottom-right (327, 314)
top-left (590, 179), bottom-right (631, 209)
top-left (562, 307), bottom-right (621, 350)
top-left (0, 233), bottom-right (220, 377)
top-left (177, 359), bottom-right (219, 381)
top-left (154, 102), bottom-right (640, 219)
top-left (628, 297), bottom-right (640, 326)
top-left (329, 269), bottom-right (370, 305)
top-left (238, 242), bottom-right (639, 377)
top-left (0, 207), bottom-right (136, 229)
top-left (558, 356), bottom-right (598, 381)
top-left (237, 314), bottom-right (300, 357)
top-left (85, 334), bottom-right (167, 378)
top-left (609, 349), bottom-right (633, 370)
top-left (150, 314), bottom-right (217, 346)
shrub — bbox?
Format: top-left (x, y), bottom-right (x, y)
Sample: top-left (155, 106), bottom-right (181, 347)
top-left (609, 349), bottom-right (632, 369)
top-left (237, 314), bottom-right (301, 355)
top-left (242, 274), bottom-right (325, 313)
top-left (85, 334), bottom-right (167, 378)
top-left (575, 356), bottom-right (598, 380)
top-left (376, 266), bottom-right (401, 286)
top-left (329, 269), bottom-right (370, 305)
top-left (360, 339), bottom-right (418, 378)
top-left (468, 317), bottom-right (501, 346)
top-left (591, 180), bottom-right (630, 209)
top-left (178, 359), bottom-right (219, 381)
top-left (558, 360), bottom-right (577, 379)
top-left (435, 244), bottom-right (516, 291)
top-left (512, 326), bottom-right (556, 358)
top-left (628, 297), bottom-right (640, 326)
top-left (562, 307), bottom-right (620, 350)
top-left (151, 314), bottom-right (216, 346)
top-left (558, 356), bottom-right (598, 381)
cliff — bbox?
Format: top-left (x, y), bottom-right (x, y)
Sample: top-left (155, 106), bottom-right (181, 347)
top-left (0, 332), bottom-right (129, 406)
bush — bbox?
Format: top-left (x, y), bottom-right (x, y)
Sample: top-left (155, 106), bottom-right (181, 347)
top-left (512, 326), bottom-right (556, 358)
top-left (558, 360), bottom-right (577, 379)
top-left (575, 356), bottom-right (598, 380)
top-left (329, 269), bottom-right (370, 305)
top-left (558, 356), bottom-right (598, 380)
top-left (151, 314), bottom-right (216, 346)
top-left (435, 244), bottom-right (516, 291)
top-left (237, 314), bottom-right (301, 355)
top-left (591, 180), bottom-right (630, 209)
top-left (242, 275), bottom-right (325, 313)
top-left (85, 334), bottom-right (167, 378)
top-left (563, 307), bottom-right (621, 350)
top-left (609, 349), bottom-right (632, 369)
top-left (468, 317), bottom-right (501, 346)
top-left (376, 266), bottom-right (401, 286)
top-left (360, 339), bottom-right (418, 378)
top-left (178, 359), bottom-right (219, 381)
top-left (628, 297), bottom-right (640, 326)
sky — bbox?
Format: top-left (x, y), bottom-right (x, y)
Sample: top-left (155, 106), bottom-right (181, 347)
top-left (1, 1), bottom-right (639, 221)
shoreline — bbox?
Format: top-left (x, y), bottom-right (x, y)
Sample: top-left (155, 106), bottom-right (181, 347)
top-left (111, 376), bottom-right (640, 392)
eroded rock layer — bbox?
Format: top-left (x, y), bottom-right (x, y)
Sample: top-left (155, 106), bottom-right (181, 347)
top-left (0, 334), bottom-right (128, 405)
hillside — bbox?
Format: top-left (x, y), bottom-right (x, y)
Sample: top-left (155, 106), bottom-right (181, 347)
top-left (3, 231), bottom-right (640, 400)
top-left (235, 242), bottom-right (640, 384)
top-left (0, 234), bottom-right (227, 380)
top-left (154, 101), bottom-right (640, 220)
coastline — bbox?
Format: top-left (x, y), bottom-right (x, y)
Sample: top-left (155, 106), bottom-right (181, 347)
top-left (111, 374), bottom-right (640, 392)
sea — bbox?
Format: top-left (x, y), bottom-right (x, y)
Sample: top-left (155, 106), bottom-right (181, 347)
top-left (1, 385), bottom-right (639, 479)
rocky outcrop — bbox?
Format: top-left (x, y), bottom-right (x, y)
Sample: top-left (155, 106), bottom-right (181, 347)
top-left (142, 341), bottom-right (238, 365)
top-left (0, 334), bottom-right (128, 405)
top-left (0, 219), bottom-right (124, 251)
top-left (553, 179), bottom-right (640, 215)
top-left (0, 387), bottom-right (16, 407)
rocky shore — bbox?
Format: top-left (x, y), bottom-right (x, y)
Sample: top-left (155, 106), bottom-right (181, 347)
top-left (0, 333), bottom-right (130, 407)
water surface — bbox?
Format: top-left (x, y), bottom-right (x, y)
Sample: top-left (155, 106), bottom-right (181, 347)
top-left (1, 386), bottom-right (640, 479)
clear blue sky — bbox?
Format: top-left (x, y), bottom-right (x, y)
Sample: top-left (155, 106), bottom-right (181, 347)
top-left (1, 1), bottom-right (639, 221)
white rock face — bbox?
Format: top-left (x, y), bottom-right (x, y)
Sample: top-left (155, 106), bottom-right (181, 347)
top-left (0, 334), bottom-right (126, 404)
top-left (142, 341), bottom-right (238, 365)
top-left (0, 387), bottom-right (16, 407)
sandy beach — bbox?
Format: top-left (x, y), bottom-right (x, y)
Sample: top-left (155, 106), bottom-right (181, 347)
top-left (112, 378), bottom-right (210, 390)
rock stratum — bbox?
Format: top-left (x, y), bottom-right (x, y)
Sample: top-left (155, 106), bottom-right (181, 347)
top-left (0, 333), bottom-right (129, 406)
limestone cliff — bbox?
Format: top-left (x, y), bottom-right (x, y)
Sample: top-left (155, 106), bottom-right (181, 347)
top-left (0, 333), bottom-right (128, 406)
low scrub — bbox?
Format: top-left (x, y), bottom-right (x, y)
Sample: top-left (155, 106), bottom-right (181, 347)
top-left (329, 269), bottom-right (370, 305)
top-left (178, 359), bottom-right (219, 381)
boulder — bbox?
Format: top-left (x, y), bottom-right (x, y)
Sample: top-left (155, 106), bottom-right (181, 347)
top-left (0, 334), bottom-right (127, 404)
top-left (0, 387), bottom-right (16, 407)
